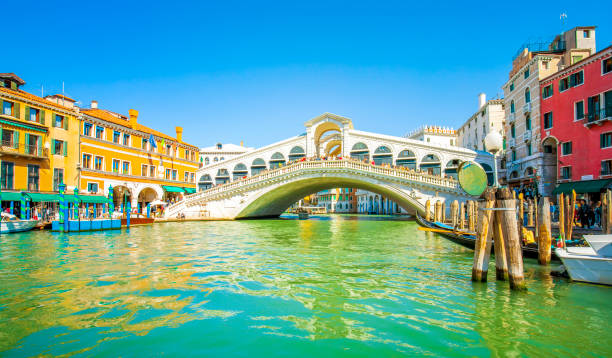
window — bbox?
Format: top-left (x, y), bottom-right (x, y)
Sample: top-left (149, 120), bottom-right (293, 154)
top-left (29, 108), bottom-right (40, 122)
top-left (94, 156), bottom-right (103, 170)
top-left (123, 133), bottom-right (130, 146)
top-left (141, 164), bottom-right (148, 176)
top-left (510, 100), bottom-right (515, 113)
top-left (27, 164), bottom-right (39, 191)
top-left (572, 56), bottom-right (583, 65)
top-left (83, 122), bottom-right (92, 136)
top-left (543, 112), bottom-right (553, 129)
top-left (122, 161), bottom-right (130, 175)
top-left (82, 153), bottom-right (92, 169)
top-left (113, 131), bottom-right (120, 143)
top-left (217, 143), bottom-right (222, 149)
top-left (95, 126), bottom-right (104, 139)
top-left (562, 142), bottom-right (572, 155)
top-left (142, 138), bottom-right (148, 150)
top-left (26, 134), bottom-right (40, 155)
top-left (172, 169), bottom-right (177, 181)
top-left (544, 145), bottom-right (553, 154)
top-left (584, 30), bottom-right (590, 38)
top-left (510, 124), bottom-right (515, 138)
top-left (166, 144), bottom-right (172, 155)
top-left (588, 95), bottom-right (601, 122)
top-left (165, 168), bottom-right (171, 179)
top-left (112, 159), bottom-right (120, 172)
top-left (527, 142), bottom-right (532, 156)
top-left (2, 129), bottom-right (14, 146)
top-left (602, 160), bottom-right (612, 176)
top-left (149, 166), bottom-right (155, 177)
top-left (1, 161), bottom-right (14, 189)
top-left (601, 132), bottom-right (612, 148)
top-left (53, 168), bottom-right (64, 191)
top-left (214, 157), bottom-right (218, 162)
top-left (524, 68), bottom-right (530, 79)
top-left (525, 115), bottom-right (531, 130)
top-left (190, 173), bottom-right (195, 182)
top-left (569, 71), bottom-right (584, 87)
top-left (511, 150), bottom-right (516, 162)
top-left (559, 77), bottom-right (569, 92)
top-left (510, 82), bottom-right (514, 91)
top-left (575, 101), bottom-right (585, 120)
top-left (184, 172), bottom-right (189, 182)
top-left (525, 88), bottom-right (531, 103)
top-left (53, 140), bottom-right (65, 155)
top-left (543, 61), bottom-right (549, 70)
top-left (542, 84), bottom-right (553, 99)
top-left (604, 57), bottom-right (612, 74)
top-left (87, 182), bottom-right (99, 193)
top-left (2, 100), bottom-right (14, 116)
top-left (561, 166), bottom-right (572, 180)
top-left (54, 114), bottom-right (64, 128)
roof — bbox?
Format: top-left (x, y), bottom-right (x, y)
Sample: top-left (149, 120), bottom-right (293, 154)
top-left (200, 143), bottom-right (254, 152)
top-left (81, 107), bottom-right (198, 147)
top-left (540, 45), bottom-right (612, 84)
top-left (0, 73), bottom-right (26, 85)
top-left (0, 86), bottom-right (76, 112)
top-left (46, 94), bottom-right (76, 102)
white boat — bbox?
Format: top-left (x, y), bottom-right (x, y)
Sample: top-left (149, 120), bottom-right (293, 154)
top-left (1, 212), bottom-right (40, 234)
top-left (555, 235), bottom-right (612, 286)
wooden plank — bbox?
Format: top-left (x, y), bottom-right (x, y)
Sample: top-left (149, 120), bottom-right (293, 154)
top-left (472, 189), bottom-right (495, 282)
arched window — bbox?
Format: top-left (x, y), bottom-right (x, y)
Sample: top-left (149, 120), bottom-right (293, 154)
top-left (204, 157), bottom-right (210, 165)
top-left (479, 163), bottom-right (494, 186)
top-left (215, 169), bottom-right (230, 185)
top-left (373, 146), bottom-right (393, 165)
top-left (350, 142), bottom-right (369, 161)
top-left (220, 157), bottom-right (225, 161)
top-left (396, 149), bottom-right (416, 169)
top-left (232, 163), bottom-right (248, 180)
top-left (214, 157), bottom-right (218, 162)
top-left (525, 88), bottom-right (531, 103)
top-left (510, 170), bottom-right (519, 179)
top-left (420, 154), bottom-right (441, 176)
top-left (251, 158), bottom-right (266, 175)
top-left (288, 146), bottom-right (305, 161)
top-left (198, 174), bottom-right (212, 191)
top-left (444, 159), bottom-right (461, 180)
top-left (510, 100), bottom-right (515, 113)
top-left (269, 152), bottom-right (286, 169)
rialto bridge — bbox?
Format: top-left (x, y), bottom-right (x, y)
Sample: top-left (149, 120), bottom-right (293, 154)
top-left (166, 113), bottom-right (495, 219)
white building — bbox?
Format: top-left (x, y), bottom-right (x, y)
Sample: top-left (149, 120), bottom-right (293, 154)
top-left (200, 142), bottom-right (254, 167)
top-left (406, 125), bottom-right (457, 147)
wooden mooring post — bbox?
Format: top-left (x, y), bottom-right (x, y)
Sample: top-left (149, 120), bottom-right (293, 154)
top-left (537, 197), bottom-right (552, 265)
top-left (472, 189), bottom-right (495, 282)
top-left (425, 200), bottom-right (431, 222)
top-left (492, 205), bottom-right (509, 281)
top-left (468, 201), bottom-right (476, 232)
top-left (527, 199), bottom-right (534, 227)
top-left (496, 188), bottom-right (526, 291)
top-left (434, 200), bottom-right (442, 222)
top-left (518, 194), bottom-right (524, 231)
top-left (459, 202), bottom-right (466, 230)
top-left (441, 202), bottom-right (446, 223)
top-left (451, 200), bottom-right (459, 228)
top-left (568, 190), bottom-right (576, 240)
top-left (558, 193), bottom-right (565, 242)
top-left (601, 192), bottom-right (608, 234)
top-left (606, 190), bottom-right (612, 234)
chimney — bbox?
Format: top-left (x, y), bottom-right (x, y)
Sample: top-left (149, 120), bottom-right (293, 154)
top-left (478, 93), bottom-right (486, 109)
top-left (128, 109), bottom-right (138, 129)
top-left (240, 140), bottom-right (244, 147)
top-left (91, 100), bottom-right (98, 109)
top-left (175, 126), bottom-right (183, 142)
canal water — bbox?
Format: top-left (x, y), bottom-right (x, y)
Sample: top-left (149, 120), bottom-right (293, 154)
top-left (0, 215), bottom-right (610, 357)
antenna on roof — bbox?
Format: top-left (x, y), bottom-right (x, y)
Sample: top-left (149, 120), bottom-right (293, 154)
top-left (62, 81), bottom-right (65, 106)
top-left (41, 85), bottom-right (44, 97)
top-left (560, 12), bottom-right (567, 34)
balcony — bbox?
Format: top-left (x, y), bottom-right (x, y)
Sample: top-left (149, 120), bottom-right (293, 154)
top-left (0, 141), bottom-right (49, 159)
top-left (585, 107), bottom-right (612, 127)
top-left (508, 113), bottom-right (516, 123)
top-left (523, 102), bottom-right (532, 113)
top-left (523, 130), bottom-right (532, 142)
top-left (508, 138), bottom-right (516, 148)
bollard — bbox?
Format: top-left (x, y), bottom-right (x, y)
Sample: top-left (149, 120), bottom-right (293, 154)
top-left (434, 200), bottom-right (442, 222)
top-left (441, 202), bottom-right (446, 223)
top-left (469, 201), bottom-right (476, 232)
top-left (492, 206), bottom-right (509, 281)
top-left (568, 190), bottom-right (576, 240)
top-left (527, 200), bottom-right (534, 227)
top-left (451, 200), bottom-right (458, 228)
top-left (127, 201), bottom-right (131, 228)
top-left (534, 197), bottom-right (539, 237)
top-left (425, 200), bottom-right (431, 222)
top-left (472, 189), bottom-right (495, 282)
top-left (518, 193), bottom-right (525, 229)
top-left (564, 195), bottom-right (571, 239)
top-left (496, 188), bottom-right (526, 290)
top-left (537, 197), bottom-right (552, 265)
top-left (601, 192), bottom-right (607, 234)
top-left (558, 194), bottom-right (565, 242)
top-left (459, 203), bottom-right (466, 230)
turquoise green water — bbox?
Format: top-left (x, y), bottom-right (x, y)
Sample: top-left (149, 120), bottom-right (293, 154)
top-left (0, 215), bottom-right (611, 357)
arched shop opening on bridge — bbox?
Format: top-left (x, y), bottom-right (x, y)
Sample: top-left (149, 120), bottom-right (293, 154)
top-left (251, 158), bottom-right (267, 175)
top-left (420, 154), bottom-right (441, 175)
top-left (198, 174), bottom-right (213, 191)
top-left (269, 152), bottom-right (286, 169)
top-left (373, 146), bottom-right (393, 165)
top-left (288, 146), bottom-right (306, 162)
top-left (350, 142), bottom-right (369, 161)
top-left (444, 159), bottom-right (461, 180)
top-left (395, 150), bottom-right (416, 170)
top-left (479, 162), bottom-right (494, 186)
top-left (233, 163), bottom-right (248, 180)
top-left (215, 169), bottom-right (230, 185)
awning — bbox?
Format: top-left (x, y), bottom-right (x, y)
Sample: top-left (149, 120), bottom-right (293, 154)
top-left (79, 195), bottom-right (110, 204)
top-left (552, 179), bottom-right (612, 195)
top-left (183, 187), bottom-right (196, 194)
top-left (0, 118), bottom-right (48, 133)
top-left (162, 185), bottom-right (185, 193)
top-left (23, 193), bottom-right (60, 202)
top-left (0, 191), bottom-right (23, 201)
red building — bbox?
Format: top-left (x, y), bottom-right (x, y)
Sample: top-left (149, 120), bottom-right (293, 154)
top-left (540, 46), bottom-right (612, 197)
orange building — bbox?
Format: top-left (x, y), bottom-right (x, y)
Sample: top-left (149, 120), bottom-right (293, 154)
top-left (78, 101), bottom-right (200, 213)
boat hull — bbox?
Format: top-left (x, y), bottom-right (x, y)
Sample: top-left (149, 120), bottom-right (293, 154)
top-left (1, 220), bottom-right (40, 234)
top-left (556, 248), bottom-right (612, 285)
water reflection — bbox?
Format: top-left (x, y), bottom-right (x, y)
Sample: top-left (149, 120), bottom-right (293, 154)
top-left (0, 216), bottom-right (611, 356)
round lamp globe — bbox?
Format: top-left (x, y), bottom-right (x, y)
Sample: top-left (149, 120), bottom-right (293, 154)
top-left (484, 132), bottom-right (503, 153)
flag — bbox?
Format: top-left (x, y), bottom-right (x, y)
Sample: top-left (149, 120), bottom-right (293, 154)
top-left (161, 138), bottom-right (165, 148)
top-left (149, 134), bottom-right (157, 149)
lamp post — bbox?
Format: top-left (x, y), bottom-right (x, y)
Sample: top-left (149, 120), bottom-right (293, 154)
top-left (484, 132), bottom-right (504, 188)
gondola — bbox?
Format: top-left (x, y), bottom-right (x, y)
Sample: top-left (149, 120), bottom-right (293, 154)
top-left (415, 213), bottom-right (559, 261)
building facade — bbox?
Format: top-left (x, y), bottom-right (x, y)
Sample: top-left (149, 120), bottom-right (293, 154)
top-left (314, 188), bottom-right (357, 213)
top-left (502, 26), bottom-right (597, 196)
top-left (1, 73), bottom-right (80, 194)
top-left (200, 142), bottom-right (254, 169)
top-left (540, 46), bottom-right (612, 196)
top-left (79, 101), bottom-right (200, 213)
top-left (406, 125), bottom-right (457, 147)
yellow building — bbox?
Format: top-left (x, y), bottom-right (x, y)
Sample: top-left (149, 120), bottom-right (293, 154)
top-left (78, 101), bottom-right (200, 213)
top-left (1, 73), bottom-right (80, 196)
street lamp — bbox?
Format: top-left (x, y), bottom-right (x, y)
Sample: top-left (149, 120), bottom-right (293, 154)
top-left (484, 131), bottom-right (503, 187)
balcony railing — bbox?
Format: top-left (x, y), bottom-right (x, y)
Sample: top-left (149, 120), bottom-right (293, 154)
top-left (508, 113), bottom-right (516, 123)
top-left (508, 138), bottom-right (516, 148)
top-left (523, 130), bottom-right (532, 142)
top-left (523, 102), bottom-right (532, 113)
top-left (586, 107), bottom-right (612, 126)
top-left (0, 141), bottom-right (49, 158)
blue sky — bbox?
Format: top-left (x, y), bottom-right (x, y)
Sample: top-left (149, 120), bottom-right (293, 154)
top-left (5, 1), bottom-right (611, 148)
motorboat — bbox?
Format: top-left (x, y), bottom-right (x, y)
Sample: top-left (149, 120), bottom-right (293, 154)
top-left (555, 235), bottom-right (612, 286)
top-left (1, 212), bottom-right (40, 234)
top-left (295, 208), bottom-right (309, 220)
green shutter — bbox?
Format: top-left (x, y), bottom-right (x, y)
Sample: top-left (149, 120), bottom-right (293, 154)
top-left (51, 139), bottom-right (56, 154)
top-left (63, 116), bottom-right (68, 130)
top-left (40, 110), bottom-right (45, 125)
top-left (25, 106), bottom-right (30, 121)
top-left (25, 133), bottom-right (29, 147)
top-left (13, 131), bottom-right (18, 148)
top-left (602, 134), bottom-right (605, 148)
top-left (37, 136), bottom-right (42, 156)
top-left (51, 114), bottom-right (56, 127)
top-left (63, 141), bottom-right (67, 156)
top-left (14, 102), bottom-right (20, 119)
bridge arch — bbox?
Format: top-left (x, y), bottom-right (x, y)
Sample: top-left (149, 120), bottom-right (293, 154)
top-left (198, 174), bottom-right (213, 191)
top-left (420, 154), bottom-right (441, 176)
top-left (350, 142), bottom-right (369, 161)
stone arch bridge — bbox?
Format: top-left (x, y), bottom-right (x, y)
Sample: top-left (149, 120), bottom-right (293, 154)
top-left (166, 113), bottom-right (494, 219)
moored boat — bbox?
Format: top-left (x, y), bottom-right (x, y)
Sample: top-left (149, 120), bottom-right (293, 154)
top-left (555, 235), bottom-right (612, 286)
top-left (1, 213), bottom-right (40, 234)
